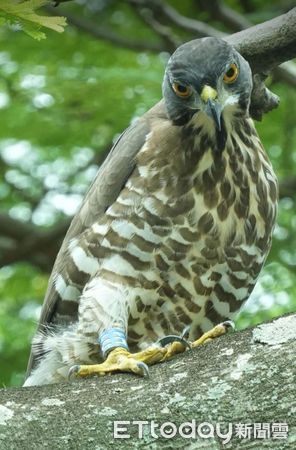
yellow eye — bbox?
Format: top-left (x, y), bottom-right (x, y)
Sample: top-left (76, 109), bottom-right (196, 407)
top-left (172, 82), bottom-right (192, 98)
top-left (223, 63), bottom-right (239, 84)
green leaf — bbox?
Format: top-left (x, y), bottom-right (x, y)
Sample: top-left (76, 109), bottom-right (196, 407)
top-left (0, 0), bottom-right (67, 39)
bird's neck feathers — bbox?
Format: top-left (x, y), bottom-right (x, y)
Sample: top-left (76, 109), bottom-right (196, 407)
top-left (184, 108), bottom-right (253, 158)
top-left (138, 112), bottom-right (257, 182)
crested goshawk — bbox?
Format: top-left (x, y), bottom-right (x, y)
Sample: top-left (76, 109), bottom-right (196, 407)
top-left (24, 37), bottom-right (278, 386)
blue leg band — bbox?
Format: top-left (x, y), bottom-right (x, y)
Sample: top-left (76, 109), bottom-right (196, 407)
top-left (98, 327), bottom-right (129, 358)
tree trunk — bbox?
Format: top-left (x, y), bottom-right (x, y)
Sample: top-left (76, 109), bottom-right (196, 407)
top-left (0, 314), bottom-right (295, 449)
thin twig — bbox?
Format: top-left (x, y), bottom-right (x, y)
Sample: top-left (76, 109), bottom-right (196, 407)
top-left (44, 6), bottom-right (164, 53)
top-left (132, 4), bottom-right (179, 52)
top-left (124, 0), bottom-right (225, 38)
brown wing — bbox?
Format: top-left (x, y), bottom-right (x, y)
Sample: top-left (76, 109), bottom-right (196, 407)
top-left (26, 101), bottom-right (167, 374)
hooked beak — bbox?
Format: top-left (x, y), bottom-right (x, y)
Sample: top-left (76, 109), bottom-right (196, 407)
top-left (200, 85), bottom-right (222, 131)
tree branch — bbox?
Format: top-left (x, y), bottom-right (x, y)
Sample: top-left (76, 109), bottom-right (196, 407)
top-left (0, 314), bottom-right (295, 448)
top-left (197, 0), bottom-right (254, 31)
top-left (279, 176), bottom-right (296, 199)
top-left (0, 139), bottom-right (115, 271)
top-left (51, 0), bottom-right (73, 5)
top-left (199, 1), bottom-right (296, 88)
top-left (224, 7), bottom-right (296, 119)
top-left (125, 0), bottom-right (225, 38)
top-left (128, 3), bottom-right (179, 52)
top-left (0, 213), bottom-right (36, 241)
top-left (273, 62), bottom-right (296, 87)
top-left (0, 215), bottom-right (70, 270)
top-left (225, 7), bottom-right (296, 73)
top-left (44, 6), bottom-right (164, 53)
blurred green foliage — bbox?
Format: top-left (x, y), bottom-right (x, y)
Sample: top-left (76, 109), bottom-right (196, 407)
top-left (0, 0), bottom-right (295, 387)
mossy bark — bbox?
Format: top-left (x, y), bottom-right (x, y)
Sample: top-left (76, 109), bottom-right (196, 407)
top-left (0, 314), bottom-right (295, 449)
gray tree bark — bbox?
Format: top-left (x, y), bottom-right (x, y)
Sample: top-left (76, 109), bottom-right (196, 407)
top-left (0, 314), bottom-right (295, 449)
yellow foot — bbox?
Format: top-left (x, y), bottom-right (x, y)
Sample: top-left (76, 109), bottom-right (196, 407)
top-left (69, 340), bottom-right (187, 380)
top-left (68, 321), bottom-right (234, 380)
top-left (191, 320), bottom-right (235, 348)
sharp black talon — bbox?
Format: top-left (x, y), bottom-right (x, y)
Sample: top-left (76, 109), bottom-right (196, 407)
top-left (137, 362), bottom-right (149, 378)
top-left (68, 365), bottom-right (80, 380)
top-left (222, 320), bottom-right (235, 331)
top-left (181, 325), bottom-right (191, 340)
top-left (157, 335), bottom-right (191, 350)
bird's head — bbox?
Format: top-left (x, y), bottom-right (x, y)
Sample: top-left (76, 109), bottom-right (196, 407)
top-left (162, 37), bottom-right (253, 131)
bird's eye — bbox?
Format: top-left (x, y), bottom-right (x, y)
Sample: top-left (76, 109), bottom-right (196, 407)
top-left (223, 63), bottom-right (239, 84)
top-left (172, 82), bottom-right (192, 98)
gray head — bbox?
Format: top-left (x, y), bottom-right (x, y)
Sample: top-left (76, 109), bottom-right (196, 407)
top-left (162, 37), bottom-right (252, 128)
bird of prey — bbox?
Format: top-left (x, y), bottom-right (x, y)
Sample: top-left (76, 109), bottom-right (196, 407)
top-left (24, 37), bottom-right (278, 386)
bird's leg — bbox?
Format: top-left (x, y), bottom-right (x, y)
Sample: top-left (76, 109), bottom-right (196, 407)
top-left (69, 327), bottom-right (189, 380)
top-left (69, 321), bottom-right (234, 380)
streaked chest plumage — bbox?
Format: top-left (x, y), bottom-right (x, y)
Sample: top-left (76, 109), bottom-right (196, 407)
top-left (69, 115), bottom-right (276, 346)
top-left (54, 114), bottom-right (277, 349)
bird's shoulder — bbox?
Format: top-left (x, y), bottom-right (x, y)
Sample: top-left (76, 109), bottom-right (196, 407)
top-left (37, 101), bottom-right (168, 326)
top-left (26, 100), bottom-right (168, 375)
